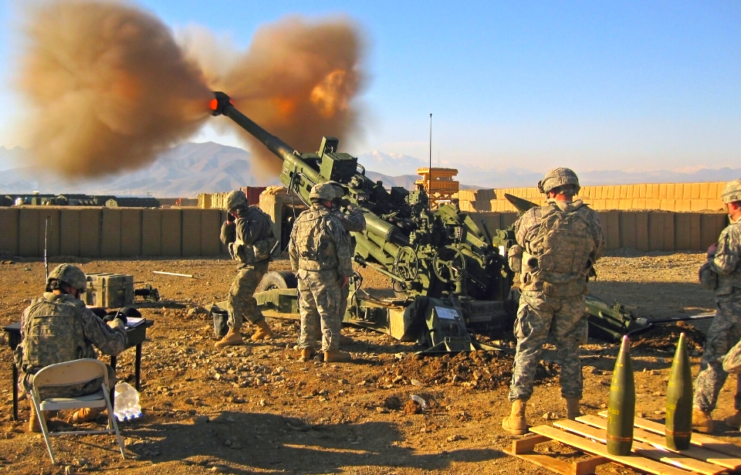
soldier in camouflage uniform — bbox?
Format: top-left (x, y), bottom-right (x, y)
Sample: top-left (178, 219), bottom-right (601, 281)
top-left (503, 168), bottom-right (604, 434)
top-left (290, 183), bottom-right (354, 363)
top-left (692, 179), bottom-right (741, 433)
top-left (15, 264), bottom-right (127, 432)
top-left (217, 190), bottom-right (278, 348)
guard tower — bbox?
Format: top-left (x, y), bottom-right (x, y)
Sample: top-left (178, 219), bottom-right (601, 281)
top-left (415, 167), bottom-right (460, 209)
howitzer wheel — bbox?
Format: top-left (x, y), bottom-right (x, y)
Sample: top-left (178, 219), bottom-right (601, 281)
top-left (393, 246), bottom-right (419, 281)
top-left (256, 271), bottom-right (298, 292)
top-left (432, 246), bottom-right (466, 283)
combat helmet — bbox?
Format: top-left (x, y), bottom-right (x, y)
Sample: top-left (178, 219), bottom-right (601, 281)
top-left (325, 180), bottom-right (345, 200)
top-left (225, 190), bottom-right (247, 211)
top-left (721, 179), bottom-right (741, 204)
top-left (309, 183), bottom-right (336, 202)
top-left (46, 264), bottom-right (87, 292)
top-left (538, 167), bottom-right (581, 194)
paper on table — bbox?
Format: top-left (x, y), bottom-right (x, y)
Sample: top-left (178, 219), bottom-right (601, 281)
top-left (125, 317), bottom-right (145, 328)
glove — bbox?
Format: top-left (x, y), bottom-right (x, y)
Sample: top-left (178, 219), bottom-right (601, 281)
top-left (104, 311), bottom-right (127, 325)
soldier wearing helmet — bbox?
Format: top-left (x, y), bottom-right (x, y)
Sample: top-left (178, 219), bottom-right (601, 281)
top-left (692, 179), bottom-right (741, 433)
top-left (217, 190), bottom-right (278, 348)
top-left (15, 264), bottom-right (127, 432)
top-left (289, 183), bottom-right (354, 363)
top-left (503, 168), bottom-right (604, 434)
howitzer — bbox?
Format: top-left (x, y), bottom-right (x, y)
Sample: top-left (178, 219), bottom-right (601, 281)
top-left (210, 92), bottom-right (514, 352)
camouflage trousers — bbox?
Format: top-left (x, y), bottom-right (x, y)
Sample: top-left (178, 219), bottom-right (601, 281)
top-left (693, 300), bottom-right (741, 412)
top-left (21, 361), bottom-right (117, 399)
top-left (297, 269), bottom-right (343, 352)
top-left (305, 282), bottom-right (350, 345)
top-left (509, 290), bottom-right (588, 402)
top-left (227, 261), bottom-right (269, 331)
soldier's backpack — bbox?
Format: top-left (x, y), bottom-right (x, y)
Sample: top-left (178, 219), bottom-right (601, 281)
top-left (20, 296), bottom-right (86, 372)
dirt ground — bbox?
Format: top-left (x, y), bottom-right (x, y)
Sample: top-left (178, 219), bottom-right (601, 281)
top-left (1, 250), bottom-right (739, 475)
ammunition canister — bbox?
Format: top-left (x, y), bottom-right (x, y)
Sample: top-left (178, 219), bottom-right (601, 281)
top-left (607, 335), bottom-right (635, 456)
top-left (665, 333), bottom-right (692, 450)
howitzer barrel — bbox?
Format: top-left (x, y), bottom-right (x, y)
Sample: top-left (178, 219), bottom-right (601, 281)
top-left (210, 92), bottom-right (323, 187)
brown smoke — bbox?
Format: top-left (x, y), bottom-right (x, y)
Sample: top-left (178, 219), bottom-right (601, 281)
top-left (17, 2), bottom-right (366, 180)
top-left (183, 16), bottom-right (366, 178)
top-left (17, 0), bottom-right (212, 178)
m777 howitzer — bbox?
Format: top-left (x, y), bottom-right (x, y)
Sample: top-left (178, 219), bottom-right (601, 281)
top-left (209, 92), bottom-right (515, 353)
top-left (498, 193), bottom-right (715, 341)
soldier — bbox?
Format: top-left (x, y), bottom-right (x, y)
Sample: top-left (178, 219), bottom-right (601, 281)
top-left (503, 168), bottom-right (604, 434)
top-left (217, 190), bottom-right (277, 348)
top-left (14, 264), bottom-right (127, 432)
top-left (692, 179), bottom-right (741, 433)
top-left (290, 183), bottom-right (354, 363)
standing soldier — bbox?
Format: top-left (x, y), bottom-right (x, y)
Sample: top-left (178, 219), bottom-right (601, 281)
top-left (503, 168), bottom-right (604, 434)
top-left (15, 264), bottom-right (127, 432)
top-left (217, 190), bottom-right (277, 348)
top-left (290, 183), bottom-right (354, 363)
top-left (692, 179), bottom-right (741, 433)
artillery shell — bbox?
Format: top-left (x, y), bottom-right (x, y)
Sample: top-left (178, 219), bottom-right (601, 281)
top-left (666, 332), bottom-right (692, 450)
top-left (607, 335), bottom-right (635, 456)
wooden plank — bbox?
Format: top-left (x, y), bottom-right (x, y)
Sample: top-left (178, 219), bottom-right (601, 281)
top-left (579, 414), bottom-right (741, 470)
top-left (513, 434), bottom-right (550, 454)
top-left (530, 425), bottom-right (692, 475)
top-left (598, 411), bottom-right (741, 459)
top-left (505, 449), bottom-right (589, 475)
top-left (556, 419), bottom-right (725, 474)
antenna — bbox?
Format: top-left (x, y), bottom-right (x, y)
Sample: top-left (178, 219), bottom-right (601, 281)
top-left (429, 113), bottom-right (432, 206)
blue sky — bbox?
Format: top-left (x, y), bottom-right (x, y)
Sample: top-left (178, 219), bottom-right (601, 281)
top-left (0, 0), bottom-right (739, 173)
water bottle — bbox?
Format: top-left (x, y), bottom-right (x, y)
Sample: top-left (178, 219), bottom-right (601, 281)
top-left (113, 382), bottom-right (142, 421)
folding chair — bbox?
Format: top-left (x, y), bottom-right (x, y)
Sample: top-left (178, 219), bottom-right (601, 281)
top-left (29, 359), bottom-right (125, 464)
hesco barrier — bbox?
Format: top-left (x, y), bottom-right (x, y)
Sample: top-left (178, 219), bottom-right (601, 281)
top-left (0, 207), bottom-right (728, 258)
top-left (475, 210), bottom-right (727, 252)
top-left (0, 207), bottom-right (228, 258)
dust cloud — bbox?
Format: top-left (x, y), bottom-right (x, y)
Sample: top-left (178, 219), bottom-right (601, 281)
top-left (182, 16), bottom-right (366, 178)
top-left (17, 0), bottom-right (213, 178)
top-left (15, 0), bottom-right (367, 180)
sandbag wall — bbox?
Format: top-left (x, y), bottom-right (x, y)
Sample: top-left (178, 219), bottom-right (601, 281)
top-left (475, 210), bottom-right (727, 252)
top-left (0, 207), bottom-right (228, 258)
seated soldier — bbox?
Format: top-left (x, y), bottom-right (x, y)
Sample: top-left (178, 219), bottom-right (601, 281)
top-left (14, 264), bottom-right (127, 432)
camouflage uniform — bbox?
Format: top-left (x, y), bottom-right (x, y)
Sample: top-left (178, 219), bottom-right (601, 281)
top-left (694, 219), bottom-right (741, 413)
top-left (15, 292), bottom-right (127, 399)
top-left (508, 199), bottom-right (604, 402)
top-left (289, 202), bottom-right (353, 352)
top-left (221, 205), bottom-right (276, 331)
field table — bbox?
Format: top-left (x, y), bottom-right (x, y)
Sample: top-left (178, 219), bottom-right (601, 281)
top-left (4, 319), bottom-right (154, 421)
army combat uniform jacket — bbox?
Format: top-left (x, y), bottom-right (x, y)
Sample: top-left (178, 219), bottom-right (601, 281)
top-left (16, 292), bottom-right (127, 397)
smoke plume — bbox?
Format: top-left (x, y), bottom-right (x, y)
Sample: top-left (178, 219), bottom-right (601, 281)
top-left (15, 1), bottom-right (367, 180)
top-left (17, 0), bottom-right (212, 178)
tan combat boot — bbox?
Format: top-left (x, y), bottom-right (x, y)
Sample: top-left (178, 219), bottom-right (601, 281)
top-left (324, 350), bottom-right (352, 363)
top-left (251, 320), bottom-right (274, 341)
top-left (692, 407), bottom-right (714, 433)
top-left (70, 407), bottom-right (101, 424)
top-left (564, 398), bottom-right (581, 420)
top-left (28, 405), bottom-right (41, 433)
top-left (502, 399), bottom-right (529, 435)
top-left (215, 328), bottom-right (243, 348)
top-left (299, 348), bottom-right (316, 362)
top-left (724, 411), bottom-right (741, 428)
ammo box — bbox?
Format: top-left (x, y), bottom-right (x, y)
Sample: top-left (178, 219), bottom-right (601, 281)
top-left (85, 273), bottom-right (134, 308)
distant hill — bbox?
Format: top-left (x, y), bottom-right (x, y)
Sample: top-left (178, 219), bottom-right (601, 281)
top-left (1, 142), bottom-right (739, 196)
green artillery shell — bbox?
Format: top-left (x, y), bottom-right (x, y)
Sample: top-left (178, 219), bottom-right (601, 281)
top-left (666, 332), bottom-right (693, 450)
top-left (607, 335), bottom-right (635, 456)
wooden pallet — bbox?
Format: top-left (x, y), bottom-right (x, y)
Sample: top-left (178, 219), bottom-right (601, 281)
top-left (505, 412), bottom-right (741, 475)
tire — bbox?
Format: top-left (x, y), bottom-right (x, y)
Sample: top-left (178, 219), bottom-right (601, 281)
top-left (257, 270), bottom-right (298, 292)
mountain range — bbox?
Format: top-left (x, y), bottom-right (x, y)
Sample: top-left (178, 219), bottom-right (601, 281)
top-left (0, 143), bottom-right (738, 197)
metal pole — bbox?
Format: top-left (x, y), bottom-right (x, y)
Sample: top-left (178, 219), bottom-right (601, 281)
top-left (44, 217), bottom-right (49, 281)
top-left (429, 113), bottom-right (432, 207)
